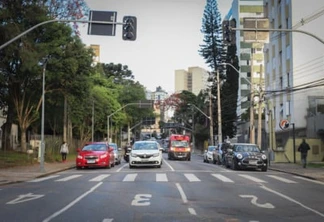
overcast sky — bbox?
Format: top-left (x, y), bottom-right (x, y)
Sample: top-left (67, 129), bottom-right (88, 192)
top-left (80, 0), bottom-right (233, 94)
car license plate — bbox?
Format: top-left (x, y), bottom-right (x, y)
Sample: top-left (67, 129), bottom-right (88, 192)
top-left (249, 160), bottom-right (257, 165)
top-left (141, 159), bottom-right (149, 162)
top-left (87, 160), bottom-right (96, 163)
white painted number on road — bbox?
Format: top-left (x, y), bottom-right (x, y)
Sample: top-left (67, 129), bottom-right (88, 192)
top-left (131, 194), bottom-right (152, 206)
top-left (240, 195), bottom-right (275, 209)
top-left (6, 193), bottom-right (44, 205)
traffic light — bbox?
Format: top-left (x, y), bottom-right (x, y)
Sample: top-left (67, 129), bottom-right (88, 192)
top-left (222, 19), bottom-right (236, 45)
top-left (122, 16), bottom-right (137, 41)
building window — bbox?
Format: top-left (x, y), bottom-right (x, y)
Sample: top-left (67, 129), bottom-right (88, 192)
top-left (286, 101), bottom-right (290, 116)
top-left (287, 72), bottom-right (290, 87)
top-left (316, 99), bottom-right (324, 114)
top-left (280, 76), bottom-right (283, 89)
top-left (279, 50), bottom-right (282, 66)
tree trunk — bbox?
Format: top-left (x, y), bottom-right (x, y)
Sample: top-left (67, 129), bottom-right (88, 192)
top-left (63, 95), bottom-right (67, 142)
top-left (1, 104), bottom-right (14, 151)
top-left (20, 128), bottom-right (27, 152)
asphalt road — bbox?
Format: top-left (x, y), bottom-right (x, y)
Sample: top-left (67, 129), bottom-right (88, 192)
top-left (0, 153), bottom-right (324, 222)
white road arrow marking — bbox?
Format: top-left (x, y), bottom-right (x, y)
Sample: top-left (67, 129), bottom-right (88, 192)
top-left (239, 195), bottom-right (275, 209)
top-left (6, 193), bottom-right (44, 204)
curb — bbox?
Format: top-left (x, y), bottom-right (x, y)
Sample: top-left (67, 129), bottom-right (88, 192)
top-left (269, 167), bottom-right (318, 181)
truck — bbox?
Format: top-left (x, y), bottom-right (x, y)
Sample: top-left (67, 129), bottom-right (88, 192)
top-left (167, 134), bottom-right (191, 161)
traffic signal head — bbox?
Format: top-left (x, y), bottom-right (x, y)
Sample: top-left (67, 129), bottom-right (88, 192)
top-left (122, 16), bottom-right (137, 41)
top-left (222, 19), bottom-right (236, 45)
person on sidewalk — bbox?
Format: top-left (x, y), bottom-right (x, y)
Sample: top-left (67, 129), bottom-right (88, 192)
top-left (60, 141), bottom-right (69, 163)
top-left (298, 138), bottom-right (310, 168)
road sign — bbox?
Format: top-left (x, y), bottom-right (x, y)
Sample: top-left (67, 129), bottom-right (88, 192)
top-left (88, 10), bottom-right (117, 36)
top-left (279, 119), bottom-right (290, 130)
top-left (243, 17), bottom-right (269, 43)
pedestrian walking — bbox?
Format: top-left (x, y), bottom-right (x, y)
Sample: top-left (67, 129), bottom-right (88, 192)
top-left (298, 138), bottom-right (310, 168)
top-left (60, 141), bottom-right (69, 163)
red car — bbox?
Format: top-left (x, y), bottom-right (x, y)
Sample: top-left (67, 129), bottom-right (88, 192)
top-left (76, 142), bottom-right (115, 169)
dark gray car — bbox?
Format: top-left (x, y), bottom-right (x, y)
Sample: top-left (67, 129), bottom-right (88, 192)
top-left (109, 143), bottom-right (122, 165)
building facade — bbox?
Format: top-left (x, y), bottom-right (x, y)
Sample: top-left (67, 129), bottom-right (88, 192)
top-left (174, 66), bottom-right (209, 96)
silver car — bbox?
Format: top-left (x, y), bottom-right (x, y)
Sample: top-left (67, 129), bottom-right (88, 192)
top-left (109, 143), bottom-right (122, 165)
top-left (129, 141), bottom-right (163, 168)
top-left (203, 145), bottom-right (217, 163)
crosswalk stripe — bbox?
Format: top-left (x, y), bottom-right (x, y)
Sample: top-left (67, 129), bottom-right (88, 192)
top-left (212, 174), bottom-right (234, 183)
top-left (90, 174), bottom-right (110, 182)
top-left (156, 173), bottom-right (168, 182)
top-left (267, 175), bottom-right (297, 183)
top-left (29, 175), bottom-right (60, 182)
top-left (123, 173), bottom-right (137, 182)
top-left (184, 173), bottom-right (200, 182)
top-left (55, 175), bottom-right (82, 182)
top-left (239, 174), bottom-right (267, 183)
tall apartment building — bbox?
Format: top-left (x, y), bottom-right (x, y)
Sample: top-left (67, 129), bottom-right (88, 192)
top-left (174, 66), bottom-right (209, 96)
top-left (264, 0), bottom-right (324, 150)
top-left (226, 0), bottom-right (265, 119)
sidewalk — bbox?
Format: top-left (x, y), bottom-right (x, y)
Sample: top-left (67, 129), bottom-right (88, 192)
top-left (0, 160), bottom-right (323, 186)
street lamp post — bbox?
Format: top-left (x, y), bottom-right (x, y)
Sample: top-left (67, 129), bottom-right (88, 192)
top-left (40, 58), bottom-right (48, 173)
top-left (188, 103), bottom-right (213, 145)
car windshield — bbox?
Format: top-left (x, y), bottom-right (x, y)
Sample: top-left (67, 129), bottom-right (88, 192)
top-left (109, 144), bottom-right (118, 150)
top-left (82, 144), bottom-right (107, 151)
top-left (208, 146), bottom-right (216, 151)
top-left (233, 145), bottom-right (260, 152)
top-left (133, 142), bottom-right (158, 150)
top-left (171, 140), bottom-right (188, 147)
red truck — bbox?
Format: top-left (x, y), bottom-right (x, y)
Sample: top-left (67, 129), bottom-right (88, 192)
top-left (167, 134), bottom-right (191, 161)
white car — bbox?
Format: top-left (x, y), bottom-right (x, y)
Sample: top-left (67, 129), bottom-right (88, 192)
top-left (129, 141), bottom-right (163, 168)
top-left (203, 145), bottom-right (217, 163)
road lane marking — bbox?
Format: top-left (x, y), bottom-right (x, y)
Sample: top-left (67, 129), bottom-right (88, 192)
top-left (89, 174), bottom-right (110, 182)
top-left (156, 173), bottom-right (168, 182)
top-left (188, 207), bottom-right (197, 215)
top-left (55, 175), bottom-right (82, 182)
top-left (184, 173), bottom-right (200, 182)
top-left (293, 176), bottom-right (324, 185)
top-left (123, 173), bottom-right (137, 182)
top-left (28, 175), bottom-right (60, 182)
top-left (212, 174), bottom-right (234, 183)
top-left (176, 183), bottom-right (188, 203)
top-left (239, 174), bottom-right (267, 183)
top-left (267, 175), bottom-right (297, 183)
top-left (116, 163), bottom-right (128, 172)
top-left (261, 185), bottom-right (324, 218)
top-left (239, 195), bottom-right (275, 208)
top-left (43, 182), bottom-right (103, 222)
top-left (7, 193), bottom-right (44, 204)
top-left (163, 159), bottom-right (175, 171)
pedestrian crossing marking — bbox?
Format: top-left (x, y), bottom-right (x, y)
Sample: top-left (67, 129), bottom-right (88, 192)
top-left (184, 173), bottom-right (200, 182)
top-left (156, 173), bottom-right (168, 182)
top-left (267, 175), bottom-right (297, 183)
top-left (239, 174), bottom-right (267, 183)
top-left (212, 174), bottom-right (234, 183)
top-left (28, 175), bottom-right (60, 182)
top-left (89, 174), bottom-right (110, 182)
top-left (55, 175), bottom-right (82, 182)
top-left (123, 173), bottom-right (137, 182)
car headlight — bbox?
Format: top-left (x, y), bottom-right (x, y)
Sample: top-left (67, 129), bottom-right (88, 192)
top-left (236, 154), bottom-right (243, 159)
top-left (261, 154), bottom-right (267, 160)
top-left (152, 153), bottom-right (160, 157)
top-left (77, 155), bottom-right (83, 159)
top-left (100, 154), bottom-right (108, 159)
top-left (131, 153), bottom-right (137, 157)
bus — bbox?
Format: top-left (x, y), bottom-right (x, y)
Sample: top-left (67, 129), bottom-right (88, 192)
top-left (167, 134), bottom-right (191, 161)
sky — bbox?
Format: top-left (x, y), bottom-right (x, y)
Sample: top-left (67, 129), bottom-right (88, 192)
top-left (79, 0), bottom-right (233, 94)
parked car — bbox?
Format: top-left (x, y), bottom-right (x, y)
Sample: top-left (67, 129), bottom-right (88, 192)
top-left (109, 143), bottom-right (122, 165)
top-left (76, 142), bottom-right (115, 169)
top-left (224, 143), bottom-right (268, 171)
top-left (129, 140), bottom-right (163, 168)
top-left (203, 145), bottom-right (217, 163)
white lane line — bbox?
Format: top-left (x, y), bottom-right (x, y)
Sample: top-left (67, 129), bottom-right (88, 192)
top-left (28, 175), bottom-right (60, 182)
top-left (239, 174), bottom-right (267, 183)
top-left (43, 182), bottom-right (103, 222)
top-left (163, 159), bottom-right (175, 171)
top-left (176, 183), bottom-right (188, 203)
top-left (184, 174), bottom-right (200, 182)
top-left (212, 174), bottom-right (234, 183)
top-left (89, 174), bottom-right (110, 182)
top-left (293, 176), bottom-right (324, 185)
top-left (116, 163), bottom-right (128, 172)
top-left (267, 175), bottom-right (297, 183)
top-left (156, 173), bottom-right (168, 182)
top-left (123, 173), bottom-right (137, 182)
top-left (261, 185), bottom-right (324, 218)
top-left (55, 175), bottom-right (82, 182)
top-left (188, 207), bottom-right (197, 215)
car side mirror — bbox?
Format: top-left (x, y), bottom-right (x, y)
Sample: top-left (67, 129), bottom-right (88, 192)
top-left (227, 149), bottom-right (233, 154)
top-left (127, 147), bottom-right (132, 151)
top-left (108, 147), bottom-right (114, 152)
top-left (204, 150), bottom-right (207, 153)
top-left (77, 148), bottom-right (81, 152)
top-left (261, 150), bottom-right (266, 154)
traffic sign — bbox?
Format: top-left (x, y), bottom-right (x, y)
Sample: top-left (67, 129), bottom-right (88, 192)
top-left (279, 119), bottom-right (290, 130)
top-left (88, 11), bottom-right (117, 36)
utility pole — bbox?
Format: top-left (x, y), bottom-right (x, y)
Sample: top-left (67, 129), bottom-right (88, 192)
top-left (217, 69), bottom-right (222, 143)
top-left (257, 64), bottom-right (263, 148)
top-left (209, 89), bottom-right (214, 145)
top-left (250, 48), bottom-right (255, 144)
